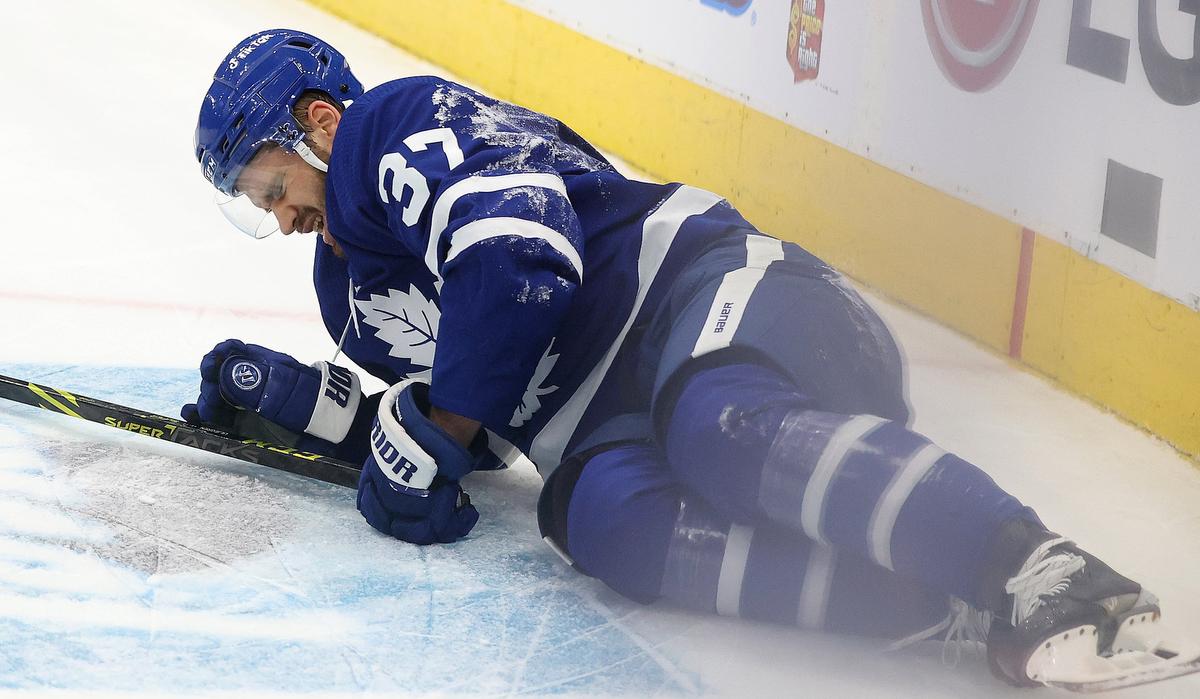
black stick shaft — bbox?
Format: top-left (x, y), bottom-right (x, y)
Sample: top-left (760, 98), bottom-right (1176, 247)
top-left (0, 372), bottom-right (360, 488)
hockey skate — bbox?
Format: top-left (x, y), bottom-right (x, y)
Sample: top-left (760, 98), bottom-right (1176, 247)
top-left (986, 537), bottom-right (1200, 692)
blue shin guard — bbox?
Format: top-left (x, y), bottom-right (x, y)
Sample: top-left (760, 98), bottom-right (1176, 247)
top-left (661, 362), bottom-right (1041, 605)
top-left (661, 496), bottom-right (950, 637)
top-left (554, 443), bottom-right (948, 637)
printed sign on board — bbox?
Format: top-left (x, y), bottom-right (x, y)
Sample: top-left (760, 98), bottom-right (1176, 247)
top-left (921, 0), bottom-right (1040, 92)
top-left (787, 0), bottom-right (824, 82)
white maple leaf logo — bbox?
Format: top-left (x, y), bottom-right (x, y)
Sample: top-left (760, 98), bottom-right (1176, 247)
top-left (354, 285), bottom-right (440, 370)
top-left (510, 339), bottom-right (559, 428)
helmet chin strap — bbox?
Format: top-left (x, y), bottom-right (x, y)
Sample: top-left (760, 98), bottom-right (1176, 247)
top-left (294, 141), bottom-right (329, 173)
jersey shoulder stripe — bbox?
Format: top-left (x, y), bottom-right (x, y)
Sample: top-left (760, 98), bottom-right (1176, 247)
top-left (445, 217), bottom-right (584, 281)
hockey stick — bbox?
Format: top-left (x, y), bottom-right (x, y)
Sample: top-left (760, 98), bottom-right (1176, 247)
top-left (0, 372), bottom-right (360, 488)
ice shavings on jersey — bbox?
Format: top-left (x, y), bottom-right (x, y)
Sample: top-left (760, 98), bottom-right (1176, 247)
top-left (354, 285), bottom-right (440, 370)
top-left (432, 85), bottom-right (609, 174)
top-left (491, 185), bottom-right (553, 220)
top-left (516, 279), bottom-right (554, 305)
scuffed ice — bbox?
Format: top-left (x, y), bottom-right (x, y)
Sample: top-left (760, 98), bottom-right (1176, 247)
top-left (0, 365), bottom-right (698, 694)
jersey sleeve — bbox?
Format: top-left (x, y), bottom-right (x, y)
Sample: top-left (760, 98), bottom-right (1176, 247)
top-left (337, 78), bottom-right (593, 428)
top-left (426, 169), bottom-right (583, 428)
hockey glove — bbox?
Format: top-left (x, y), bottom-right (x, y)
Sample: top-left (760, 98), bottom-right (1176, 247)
top-left (356, 380), bottom-right (483, 544)
top-left (181, 339), bottom-right (362, 445)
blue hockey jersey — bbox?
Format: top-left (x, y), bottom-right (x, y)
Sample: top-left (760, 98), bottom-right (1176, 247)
top-left (314, 77), bottom-right (822, 474)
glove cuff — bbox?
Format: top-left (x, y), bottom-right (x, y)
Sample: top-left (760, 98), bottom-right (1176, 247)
top-left (371, 380), bottom-right (439, 492)
top-left (304, 361), bottom-right (362, 443)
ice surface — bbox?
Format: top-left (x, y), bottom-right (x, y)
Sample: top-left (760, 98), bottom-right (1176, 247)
top-left (2, 0), bottom-right (1200, 697)
top-left (0, 367), bottom-right (694, 695)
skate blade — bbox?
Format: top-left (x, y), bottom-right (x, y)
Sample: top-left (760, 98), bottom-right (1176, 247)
top-left (1027, 612), bottom-right (1200, 693)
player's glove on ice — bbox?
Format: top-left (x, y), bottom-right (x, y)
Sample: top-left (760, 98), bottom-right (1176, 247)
top-left (181, 339), bottom-right (362, 444)
top-left (356, 380), bottom-right (483, 544)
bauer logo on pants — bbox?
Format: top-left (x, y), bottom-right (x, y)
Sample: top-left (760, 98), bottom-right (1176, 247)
top-left (714, 302), bottom-right (735, 333)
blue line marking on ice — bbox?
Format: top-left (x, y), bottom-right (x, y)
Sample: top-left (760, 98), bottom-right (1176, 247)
top-left (0, 364), bottom-right (699, 694)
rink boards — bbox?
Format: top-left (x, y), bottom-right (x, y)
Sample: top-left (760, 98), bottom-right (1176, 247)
top-left (306, 0), bottom-right (1200, 462)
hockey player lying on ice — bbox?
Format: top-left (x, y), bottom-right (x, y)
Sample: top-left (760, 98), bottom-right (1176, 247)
top-left (186, 29), bottom-right (1197, 691)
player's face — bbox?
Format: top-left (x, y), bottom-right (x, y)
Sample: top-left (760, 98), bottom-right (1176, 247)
top-left (234, 146), bottom-right (344, 256)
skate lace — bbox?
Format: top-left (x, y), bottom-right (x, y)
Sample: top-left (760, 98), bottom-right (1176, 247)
top-left (1004, 536), bottom-right (1085, 627)
top-left (885, 598), bottom-right (991, 666)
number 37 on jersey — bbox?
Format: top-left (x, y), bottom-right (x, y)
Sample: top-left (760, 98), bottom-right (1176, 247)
top-left (376, 127), bottom-right (464, 227)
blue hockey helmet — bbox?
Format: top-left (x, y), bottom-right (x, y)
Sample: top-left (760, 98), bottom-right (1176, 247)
top-left (195, 29), bottom-right (363, 235)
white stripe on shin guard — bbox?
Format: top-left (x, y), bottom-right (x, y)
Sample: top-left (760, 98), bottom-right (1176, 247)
top-left (797, 544), bottom-right (837, 630)
top-left (715, 524), bottom-right (755, 617)
top-left (800, 415), bottom-right (887, 544)
top-left (867, 443), bottom-right (945, 571)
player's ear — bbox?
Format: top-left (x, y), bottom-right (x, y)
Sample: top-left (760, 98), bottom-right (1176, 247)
top-left (305, 100), bottom-right (341, 149)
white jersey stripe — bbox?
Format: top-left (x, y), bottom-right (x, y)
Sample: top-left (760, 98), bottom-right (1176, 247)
top-left (691, 236), bottom-right (785, 358)
top-left (443, 217), bottom-right (584, 281)
top-left (800, 415), bottom-right (887, 544)
top-left (868, 443), bottom-right (945, 571)
top-left (797, 544), bottom-right (837, 630)
top-left (715, 524), bottom-right (755, 617)
top-left (425, 172), bottom-right (569, 280)
top-left (529, 186), bottom-right (724, 470)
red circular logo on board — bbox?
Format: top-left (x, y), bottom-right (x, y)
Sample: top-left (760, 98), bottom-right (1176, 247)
top-left (922, 0), bottom-right (1040, 92)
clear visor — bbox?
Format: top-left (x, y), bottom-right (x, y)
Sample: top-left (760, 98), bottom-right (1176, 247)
top-left (213, 140), bottom-right (327, 240)
top-left (215, 190), bottom-right (280, 239)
